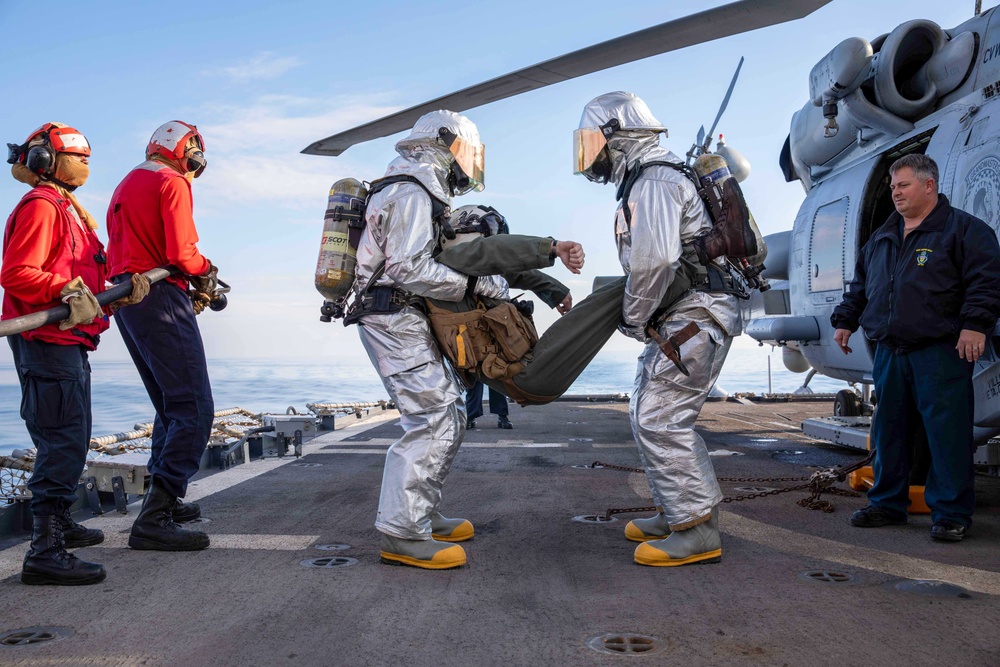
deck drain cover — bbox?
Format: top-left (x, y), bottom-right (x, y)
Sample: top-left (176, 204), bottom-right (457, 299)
top-left (313, 543), bottom-right (351, 551)
top-left (301, 556), bottom-right (359, 569)
top-left (0, 626), bottom-right (72, 647)
top-left (573, 514), bottom-right (618, 524)
top-left (586, 633), bottom-right (665, 656)
top-left (799, 570), bottom-right (856, 584)
top-left (292, 463), bottom-right (324, 467)
top-left (888, 579), bottom-right (971, 598)
top-left (733, 486), bottom-right (777, 493)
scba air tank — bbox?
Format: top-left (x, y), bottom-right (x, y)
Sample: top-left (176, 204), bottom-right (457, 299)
top-left (692, 151), bottom-right (732, 189)
top-left (315, 178), bottom-right (368, 321)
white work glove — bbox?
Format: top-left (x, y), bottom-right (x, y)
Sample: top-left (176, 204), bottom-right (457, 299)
top-left (473, 275), bottom-right (509, 300)
top-left (58, 277), bottom-right (101, 330)
top-left (618, 321), bottom-right (648, 342)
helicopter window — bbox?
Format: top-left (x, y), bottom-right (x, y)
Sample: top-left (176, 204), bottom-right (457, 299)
top-left (809, 197), bottom-right (849, 293)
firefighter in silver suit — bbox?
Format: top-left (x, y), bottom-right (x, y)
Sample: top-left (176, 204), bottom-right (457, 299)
top-left (352, 110), bottom-right (506, 569)
top-left (574, 92), bottom-right (743, 566)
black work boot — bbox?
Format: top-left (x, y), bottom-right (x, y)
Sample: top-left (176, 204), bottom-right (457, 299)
top-left (57, 508), bottom-right (105, 548)
top-left (849, 505), bottom-right (907, 528)
top-left (21, 515), bottom-right (106, 586)
top-left (691, 178), bottom-right (762, 264)
top-left (172, 499), bottom-right (202, 523)
top-left (129, 479), bottom-right (210, 551)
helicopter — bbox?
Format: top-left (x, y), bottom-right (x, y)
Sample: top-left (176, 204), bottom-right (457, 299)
top-left (300, 0), bottom-right (1000, 467)
top-left (743, 0), bottom-right (1000, 467)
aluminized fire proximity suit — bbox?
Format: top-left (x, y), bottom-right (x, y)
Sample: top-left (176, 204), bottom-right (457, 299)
top-left (353, 111), bottom-right (505, 561)
top-left (576, 92), bottom-right (742, 565)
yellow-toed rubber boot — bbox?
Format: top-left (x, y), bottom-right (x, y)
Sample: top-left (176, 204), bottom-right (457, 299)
top-left (634, 509), bottom-right (721, 567)
top-left (379, 534), bottom-right (467, 570)
top-left (624, 512), bottom-right (670, 542)
top-left (431, 512), bottom-right (475, 542)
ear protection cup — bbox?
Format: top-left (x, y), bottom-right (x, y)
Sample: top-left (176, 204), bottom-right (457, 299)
top-left (25, 144), bottom-right (55, 175)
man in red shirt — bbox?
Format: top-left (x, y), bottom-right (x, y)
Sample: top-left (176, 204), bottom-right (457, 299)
top-left (3, 123), bottom-right (109, 585)
top-left (106, 120), bottom-right (218, 552)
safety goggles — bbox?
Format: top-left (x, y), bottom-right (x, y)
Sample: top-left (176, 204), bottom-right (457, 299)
top-left (439, 128), bottom-right (485, 192)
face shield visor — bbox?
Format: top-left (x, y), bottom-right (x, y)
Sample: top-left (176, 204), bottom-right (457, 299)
top-left (573, 119), bottom-right (619, 183)
top-left (439, 128), bottom-right (485, 195)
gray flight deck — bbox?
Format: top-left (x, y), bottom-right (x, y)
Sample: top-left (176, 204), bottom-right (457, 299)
top-left (0, 398), bottom-right (998, 666)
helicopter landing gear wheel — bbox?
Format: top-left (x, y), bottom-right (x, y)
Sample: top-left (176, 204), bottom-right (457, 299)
top-left (834, 389), bottom-right (862, 417)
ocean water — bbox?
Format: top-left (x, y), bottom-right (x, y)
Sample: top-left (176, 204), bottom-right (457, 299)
top-left (0, 346), bottom-right (846, 456)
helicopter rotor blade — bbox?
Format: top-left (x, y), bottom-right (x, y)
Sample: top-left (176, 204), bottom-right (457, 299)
top-left (702, 56), bottom-right (745, 152)
top-left (302, 0), bottom-right (832, 156)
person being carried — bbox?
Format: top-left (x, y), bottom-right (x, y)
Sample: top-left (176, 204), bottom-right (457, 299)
top-left (428, 204), bottom-right (576, 432)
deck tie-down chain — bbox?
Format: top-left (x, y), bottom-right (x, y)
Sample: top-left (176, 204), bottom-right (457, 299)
top-left (588, 450), bottom-right (874, 519)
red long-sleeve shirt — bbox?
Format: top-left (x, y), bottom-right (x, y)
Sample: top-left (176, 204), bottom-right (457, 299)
top-left (106, 161), bottom-right (210, 289)
top-left (1, 185), bottom-right (110, 348)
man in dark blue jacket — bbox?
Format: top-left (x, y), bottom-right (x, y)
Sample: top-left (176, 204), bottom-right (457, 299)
top-left (831, 153), bottom-right (1000, 542)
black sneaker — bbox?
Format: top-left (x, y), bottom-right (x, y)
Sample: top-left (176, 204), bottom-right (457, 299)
top-left (849, 506), bottom-right (907, 528)
top-left (497, 416), bottom-right (513, 430)
top-left (466, 419), bottom-right (476, 430)
top-left (930, 521), bottom-right (966, 542)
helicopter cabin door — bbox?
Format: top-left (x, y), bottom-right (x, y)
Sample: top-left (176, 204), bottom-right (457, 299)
top-left (808, 196), bottom-right (850, 305)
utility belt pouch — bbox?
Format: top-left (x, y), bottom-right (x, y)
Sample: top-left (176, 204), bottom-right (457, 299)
top-left (425, 301), bottom-right (494, 370)
top-left (482, 355), bottom-right (525, 382)
top-left (482, 302), bottom-right (538, 363)
top-left (371, 286), bottom-right (395, 312)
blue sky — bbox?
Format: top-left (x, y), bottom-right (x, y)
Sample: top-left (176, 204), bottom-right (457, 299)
top-left (0, 0), bottom-right (986, 364)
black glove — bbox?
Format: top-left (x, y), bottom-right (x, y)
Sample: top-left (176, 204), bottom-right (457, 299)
top-left (189, 263), bottom-right (219, 294)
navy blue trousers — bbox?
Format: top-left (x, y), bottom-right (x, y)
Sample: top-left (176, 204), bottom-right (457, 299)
top-left (869, 341), bottom-right (976, 527)
top-left (8, 336), bottom-right (91, 516)
top-left (114, 280), bottom-right (214, 498)
top-left (466, 381), bottom-right (508, 420)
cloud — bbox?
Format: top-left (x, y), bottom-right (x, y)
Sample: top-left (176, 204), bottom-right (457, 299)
top-left (191, 93), bottom-right (403, 210)
top-left (202, 52), bottom-right (303, 82)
